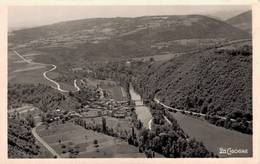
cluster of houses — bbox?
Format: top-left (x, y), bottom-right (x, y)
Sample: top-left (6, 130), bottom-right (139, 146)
top-left (43, 97), bottom-right (131, 123)
top-left (8, 104), bottom-right (42, 126)
top-left (81, 99), bottom-right (130, 119)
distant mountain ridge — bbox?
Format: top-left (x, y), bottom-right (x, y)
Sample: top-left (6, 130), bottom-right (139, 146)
top-left (9, 14), bottom-right (251, 62)
top-left (226, 11), bottom-right (252, 33)
top-left (10, 14), bottom-right (250, 45)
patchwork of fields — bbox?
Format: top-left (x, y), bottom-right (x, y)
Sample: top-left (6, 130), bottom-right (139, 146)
top-left (36, 122), bottom-right (145, 158)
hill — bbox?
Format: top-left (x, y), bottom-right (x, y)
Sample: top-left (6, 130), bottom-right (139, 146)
top-left (226, 11), bottom-right (252, 33)
top-left (10, 15), bottom-right (250, 62)
top-left (131, 41), bottom-right (252, 133)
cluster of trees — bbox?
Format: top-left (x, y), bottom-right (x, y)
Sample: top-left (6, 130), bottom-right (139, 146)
top-left (215, 44), bottom-right (252, 56)
top-left (129, 108), bottom-right (143, 129)
top-left (74, 117), bottom-right (130, 141)
top-left (68, 87), bottom-right (100, 106)
top-left (182, 95), bottom-right (253, 134)
top-left (8, 83), bottom-right (52, 109)
top-left (8, 117), bottom-right (40, 158)
top-left (204, 110), bottom-right (252, 134)
top-left (93, 61), bottom-right (132, 90)
top-left (149, 101), bottom-right (166, 125)
top-left (8, 83), bottom-right (78, 112)
top-left (135, 125), bottom-right (215, 158)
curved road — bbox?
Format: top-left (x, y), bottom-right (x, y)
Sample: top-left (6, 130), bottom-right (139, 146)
top-left (13, 50), bottom-right (80, 92)
top-left (32, 124), bottom-right (61, 158)
top-left (154, 97), bottom-right (251, 124)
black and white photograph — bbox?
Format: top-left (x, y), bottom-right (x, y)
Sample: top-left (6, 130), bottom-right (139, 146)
top-left (7, 5), bottom-right (253, 159)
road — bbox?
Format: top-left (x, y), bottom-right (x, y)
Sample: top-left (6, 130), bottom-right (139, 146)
top-left (154, 97), bottom-right (251, 123)
top-left (148, 119), bottom-right (152, 130)
top-left (74, 79), bottom-right (80, 92)
top-left (13, 50), bottom-right (80, 92)
top-left (32, 124), bottom-right (61, 158)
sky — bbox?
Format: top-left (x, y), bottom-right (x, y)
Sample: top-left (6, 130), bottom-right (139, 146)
top-left (8, 5), bottom-right (251, 30)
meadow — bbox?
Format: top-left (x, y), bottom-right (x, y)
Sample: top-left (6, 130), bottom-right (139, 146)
top-left (36, 122), bottom-right (144, 158)
top-left (83, 78), bottom-right (128, 101)
top-left (8, 51), bottom-right (77, 91)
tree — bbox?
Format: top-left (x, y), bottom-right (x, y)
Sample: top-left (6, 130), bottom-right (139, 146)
top-left (185, 96), bottom-right (194, 108)
top-left (102, 117), bottom-right (107, 133)
top-left (93, 139), bottom-right (99, 153)
top-left (26, 113), bottom-right (35, 128)
top-left (149, 57), bottom-right (155, 62)
top-left (201, 104), bottom-right (208, 114)
top-left (93, 139), bottom-right (98, 145)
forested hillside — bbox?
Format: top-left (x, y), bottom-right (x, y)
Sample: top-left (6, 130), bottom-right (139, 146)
top-left (132, 42), bottom-right (252, 133)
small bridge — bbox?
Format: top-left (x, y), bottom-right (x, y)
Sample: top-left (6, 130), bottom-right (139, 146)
top-left (133, 100), bottom-right (144, 107)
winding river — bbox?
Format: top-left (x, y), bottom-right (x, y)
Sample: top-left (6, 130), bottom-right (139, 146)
top-left (129, 84), bottom-right (153, 129)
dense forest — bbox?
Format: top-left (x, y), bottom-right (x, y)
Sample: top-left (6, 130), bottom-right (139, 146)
top-left (8, 116), bottom-right (40, 158)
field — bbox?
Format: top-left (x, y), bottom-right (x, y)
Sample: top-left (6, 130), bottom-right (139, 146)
top-left (8, 51), bottom-right (77, 91)
top-left (169, 112), bottom-right (252, 157)
top-left (36, 122), bottom-right (145, 158)
top-left (83, 78), bottom-right (128, 101)
top-left (8, 51), bottom-right (53, 86)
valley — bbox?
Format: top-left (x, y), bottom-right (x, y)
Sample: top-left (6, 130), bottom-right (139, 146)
top-left (8, 9), bottom-right (252, 159)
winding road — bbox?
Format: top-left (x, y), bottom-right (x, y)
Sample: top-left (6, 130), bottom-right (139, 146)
top-left (32, 124), bottom-right (61, 158)
top-left (13, 50), bottom-right (83, 158)
top-left (13, 50), bottom-right (80, 92)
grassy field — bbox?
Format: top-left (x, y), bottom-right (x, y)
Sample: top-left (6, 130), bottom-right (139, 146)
top-left (59, 82), bottom-right (77, 91)
top-left (83, 78), bottom-right (128, 101)
top-left (8, 51), bottom-right (77, 91)
top-left (36, 122), bottom-right (144, 158)
top-left (8, 51), bottom-right (53, 86)
top-left (9, 67), bottom-right (56, 87)
top-left (170, 112), bottom-right (252, 157)
top-left (106, 86), bottom-right (128, 101)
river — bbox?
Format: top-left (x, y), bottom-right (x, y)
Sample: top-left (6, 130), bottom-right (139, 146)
top-left (128, 84), bottom-right (252, 157)
top-left (129, 84), bottom-right (153, 129)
